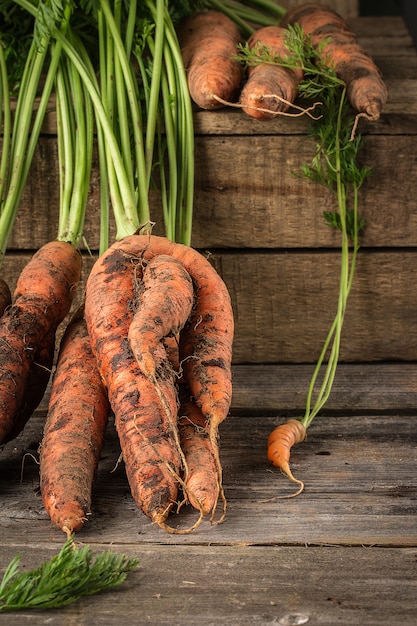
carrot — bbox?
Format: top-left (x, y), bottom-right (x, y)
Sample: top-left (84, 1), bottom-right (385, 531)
top-left (128, 254), bottom-right (194, 380)
top-left (39, 308), bottom-right (110, 536)
top-left (2, 327), bottom-right (55, 446)
top-left (84, 246), bottom-right (183, 531)
top-left (178, 386), bottom-right (221, 519)
top-left (0, 240), bottom-right (82, 445)
top-left (109, 235), bottom-right (234, 433)
top-left (0, 278), bottom-right (11, 317)
top-left (85, 234), bottom-right (234, 529)
top-left (239, 25), bottom-right (304, 120)
top-left (112, 234), bottom-right (233, 525)
top-left (267, 418), bottom-right (307, 497)
top-left (177, 10), bottom-right (244, 110)
top-left (281, 3), bottom-right (388, 120)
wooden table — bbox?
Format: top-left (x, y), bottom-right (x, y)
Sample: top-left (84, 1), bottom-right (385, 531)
top-left (1, 363), bottom-right (416, 625)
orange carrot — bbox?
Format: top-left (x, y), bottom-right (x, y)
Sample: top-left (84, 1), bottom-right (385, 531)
top-left (0, 278), bottom-right (11, 317)
top-left (239, 25), bottom-right (304, 120)
top-left (85, 235), bottom-right (234, 529)
top-left (177, 10), bottom-right (244, 110)
top-left (281, 3), bottom-right (388, 120)
top-left (39, 308), bottom-right (110, 536)
top-left (178, 386), bottom-right (221, 519)
top-left (267, 418), bottom-right (307, 496)
top-left (128, 254), bottom-right (194, 380)
top-left (109, 235), bottom-right (234, 433)
top-left (84, 246), bottom-right (182, 530)
top-left (0, 240), bottom-right (82, 445)
top-left (110, 234), bottom-right (233, 526)
top-left (2, 327), bottom-right (55, 446)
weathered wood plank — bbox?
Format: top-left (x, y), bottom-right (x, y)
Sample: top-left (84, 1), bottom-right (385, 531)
top-left (2, 250), bottom-right (416, 364)
top-left (214, 250), bottom-right (417, 363)
top-left (5, 133), bottom-right (417, 250)
top-left (1, 412), bottom-right (416, 547)
top-left (1, 544), bottom-right (416, 626)
top-left (231, 362), bottom-right (417, 412)
top-left (189, 134), bottom-right (417, 249)
top-left (13, 81), bottom-right (417, 252)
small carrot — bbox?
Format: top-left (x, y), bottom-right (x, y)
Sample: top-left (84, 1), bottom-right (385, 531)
top-left (239, 25), bottom-right (304, 120)
top-left (267, 418), bottom-right (307, 497)
top-left (84, 246), bottom-right (183, 531)
top-left (281, 3), bottom-right (388, 120)
top-left (0, 240), bottom-right (82, 445)
top-left (0, 278), bottom-right (11, 317)
top-left (39, 308), bottom-right (110, 536)
top-left (177, 10), bottom-right (244, 110)
top-left (128, 254), bottom-right (194, 380)
top-left (178, 386), bottom-right (221, 520)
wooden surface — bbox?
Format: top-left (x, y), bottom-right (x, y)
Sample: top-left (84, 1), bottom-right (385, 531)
top-left (1, 363), bottom-right (417, 624)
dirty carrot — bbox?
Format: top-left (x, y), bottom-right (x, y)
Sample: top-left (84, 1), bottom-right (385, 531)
top-left (178, 386), bottom-right (222, 520)
top-left (128, 254), bottom-right (194, 380)
top-left (0, 240), bottom-right (82, 445)
top-left (239, 25), bottom-right (304, 119)
top-left (84, 245), bottom-right (184, 531)
top-left (2, 327), bottom-right (55, 446)
top-left (177, 10), bottom-right (244, 109)
top-left (124, 234), bottom-right (233, 522)
top-left (110, 234), bottom-right (234, 433)
top-left (39, 308), bottom-right (110, 536)
top-left (281, 2), bottom-right (388, 120)
top-left (267, 418), bottom-right (307, 497)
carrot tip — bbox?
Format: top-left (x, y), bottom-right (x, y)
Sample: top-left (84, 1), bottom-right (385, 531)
top-left (151, 510), bottom-right (204, 535)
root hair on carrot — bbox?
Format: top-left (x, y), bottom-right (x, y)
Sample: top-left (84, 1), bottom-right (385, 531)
top-left (211, 93), bottom-right (322, 119)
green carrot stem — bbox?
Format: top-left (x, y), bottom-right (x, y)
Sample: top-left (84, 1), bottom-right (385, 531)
top-left (55, 58), bottom-right (75, 239)
top-left (99, 0), bottom-right (149, 226)
top-left (16, 0), bottom-right (139, 238)
top-left (0, 44), bottom-right (11, 207)
top-left (113, 1), bottom-right (134, 187)
top-left (0, 6), bottom-right (68, 259)
top-left (144, 0), bottom-right (165, 187)
top-left (301, 89), bottom-right (361, 429)
top-left (162, 11), bottom-right (195, 245)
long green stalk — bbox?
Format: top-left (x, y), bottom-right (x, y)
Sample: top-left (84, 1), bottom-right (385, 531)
top-left (239, 26), bottom-right (368, 430)
top-left (99, 0), bottom-right (150, 226)
top-left (204, 0), bottom-right (286, 35)
top-left (15, 0), bottom-right (140, 238)
top-left (0, 4), bottom-right (68, 260)
top-left (55, 31), bottom-right (94, 245)
top-left (0, 43), bottom-right (11, 206)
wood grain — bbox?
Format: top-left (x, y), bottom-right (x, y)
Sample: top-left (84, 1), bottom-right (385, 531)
top-left (1, 411), bottom-right (416, 547)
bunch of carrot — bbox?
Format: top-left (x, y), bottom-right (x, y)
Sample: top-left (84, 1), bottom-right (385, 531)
top-left (178, 4), bottom-right (388, 123)
top-left (40, 233), bottom-right (234, 536)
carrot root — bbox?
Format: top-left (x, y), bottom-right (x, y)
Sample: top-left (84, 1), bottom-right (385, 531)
top-left (266, 418), bottom-right (307, 499)
top-left (39, 308), bottom-right (110, 535)
top-left (282, 3), bottom-right (388, 120)
top-left (177, 10), bottom-right (243, 110)
top-left (0, 240), bottom-right (82, 445)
